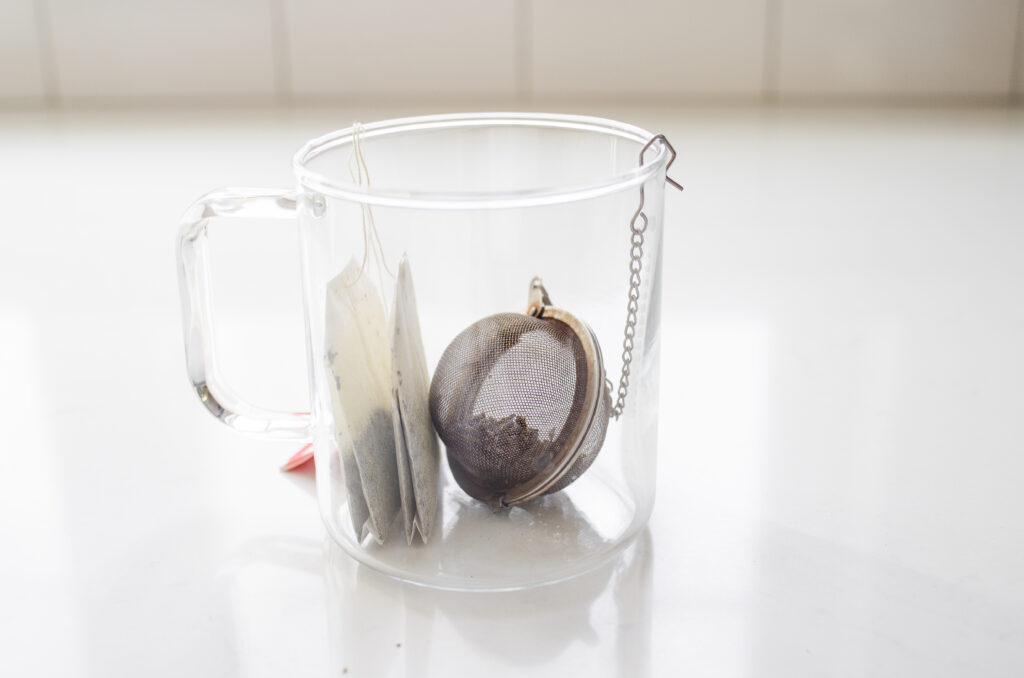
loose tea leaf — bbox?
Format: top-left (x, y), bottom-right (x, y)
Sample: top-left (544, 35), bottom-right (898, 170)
top-left (450, 412), bottom-right (560, 493)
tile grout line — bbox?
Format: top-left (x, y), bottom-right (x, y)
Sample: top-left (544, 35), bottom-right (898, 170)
top-left (762, 0), bottom-right (782, 104)
top-left (33, 0), bottom-right (60, 107)
top-left (1011, 0), bottom-right (1024, 104)
top-left (269, 0), bottom-right (293, 105)
top-left (515, 0), bottom-right (532, 104)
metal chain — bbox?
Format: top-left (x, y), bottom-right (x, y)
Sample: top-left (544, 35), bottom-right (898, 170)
top-left (611, 134), bottom-right (682, 420)
top-left (611, 188), bottom-right (648, 419)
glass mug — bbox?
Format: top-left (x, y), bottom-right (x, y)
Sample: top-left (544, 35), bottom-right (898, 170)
top-left (177, 113), bottom-right (674, 590)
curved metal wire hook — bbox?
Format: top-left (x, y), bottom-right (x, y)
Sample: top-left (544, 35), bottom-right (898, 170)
top-left (641, 134), bottom-right (684, 191)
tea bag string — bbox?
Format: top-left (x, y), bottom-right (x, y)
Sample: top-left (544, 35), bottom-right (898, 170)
top-left (347, 122), bottom-right (395, 291)
top-left (611, 134), bottom-right (682, 420)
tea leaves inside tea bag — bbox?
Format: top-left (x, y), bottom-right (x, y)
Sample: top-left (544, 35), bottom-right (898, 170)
top-left (324, 259), bottom-right (400, 545)
top-left (334, 420), bottom-right (370, 540)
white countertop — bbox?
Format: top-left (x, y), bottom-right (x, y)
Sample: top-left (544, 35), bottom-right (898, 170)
top-left (1, 105), bottom-right (1022, 677)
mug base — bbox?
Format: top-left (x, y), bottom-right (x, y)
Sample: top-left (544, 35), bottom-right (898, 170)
top-left (322, 471), bottom-right (648, 592)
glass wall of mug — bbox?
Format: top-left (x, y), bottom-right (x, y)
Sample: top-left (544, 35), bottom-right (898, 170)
top-left (294, 115), bottom-right (668, 590)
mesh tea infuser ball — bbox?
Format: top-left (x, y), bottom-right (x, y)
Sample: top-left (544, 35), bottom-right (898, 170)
top-left (428, 134), bottom-right (682, 509)
top-left (429, 279), bottom-right (611, 508)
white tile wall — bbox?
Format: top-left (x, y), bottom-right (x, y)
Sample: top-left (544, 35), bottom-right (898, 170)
top-left (530, 0), bottom-right (768, 98)
top-left (283, 0), bottom-right (518, 98)
top-left (3, 0), bottom-right (1024, 105)
top-left (778, 0), bottom-right (1019, 98)
top-left (47, 0), bottom-right (277, 101)
top-left (0, 1), bottom-right (46, 102)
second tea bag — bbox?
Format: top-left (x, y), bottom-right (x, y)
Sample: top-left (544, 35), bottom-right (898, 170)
top-left (325, 259), bottom-right (400, 544)
top-left (390, 256), bottom-right (440, 543)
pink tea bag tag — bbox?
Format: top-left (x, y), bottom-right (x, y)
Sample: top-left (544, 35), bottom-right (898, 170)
top-left (281, 443), bottom-right (314, 471)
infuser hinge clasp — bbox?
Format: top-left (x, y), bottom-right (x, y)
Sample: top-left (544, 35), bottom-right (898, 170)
top-left (527, 276), bottom-right (553, 317)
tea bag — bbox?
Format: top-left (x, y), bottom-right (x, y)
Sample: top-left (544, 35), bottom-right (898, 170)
top-left (389, 256), bottom-right (440, 543)
top-left (324, 259), bottom-right (400, 544)
top-left (322, 121), bottom-right (438, 545)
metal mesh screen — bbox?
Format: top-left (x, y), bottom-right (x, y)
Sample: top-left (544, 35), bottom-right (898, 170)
top-left (429, 312), bottom-right (608, 503)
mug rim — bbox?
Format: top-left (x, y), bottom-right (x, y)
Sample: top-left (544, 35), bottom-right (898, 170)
top-left (292, 112), bottom-right (670, 210)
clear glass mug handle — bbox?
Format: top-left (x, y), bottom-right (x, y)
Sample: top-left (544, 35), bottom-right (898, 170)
top-left (176, 188), bottom-right (311, 439)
